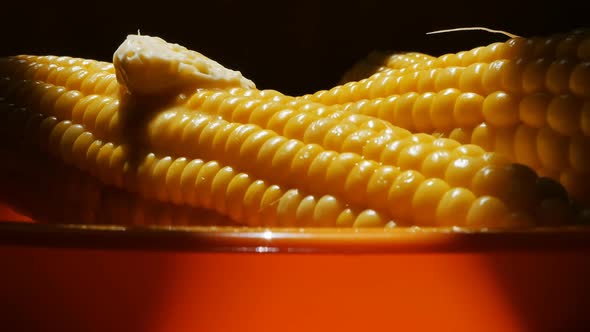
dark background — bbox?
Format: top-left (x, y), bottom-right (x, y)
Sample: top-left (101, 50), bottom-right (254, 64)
top-left (1, 0), bottom-right (588, 95)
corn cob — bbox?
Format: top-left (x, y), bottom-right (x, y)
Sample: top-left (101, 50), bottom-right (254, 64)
top-left (0, 34), bottom-right (583, 227)
top-left (308, 29), bottom-right (590, 105)
top-left (335, 56), bottom-right (590, 99)
top-left (306, 30), bottom-right (590, 204)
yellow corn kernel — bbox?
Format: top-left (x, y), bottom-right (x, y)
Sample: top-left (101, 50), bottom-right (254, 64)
top-left (444, 156), bottom-right (485, 188)
top-left (569, 135), bottom-right (590, 173)
top-left (434, 67), bottom-right (465, 91)
top-left (454, 92), bottom-right (485, 128)
top-left (436, 188), bottom-right (476, 227)
top-left (482, 91), bottom-right (520, 127)
top-left (431, 88), bottom-right (460, 131)
top-left (546, 58), bottom-right (576, 94)
top-left (519, 92), bottom-right (550, 128)
top-left (466, 196), bottom-right (510, 227)
top-left (412, 178), bottom-right (451, 226)
top-left (536, 127), bottom-right (569, 171)
top-left (420, 150), bottom-right (453, 179)
top-left (458, 63), bottom-right (487, 94)
top-left (493, 126), bottom-right (515, 159)
top-left (513, 125), bottom-right (542, 169)
top-left (546, 94), bottom-right (582, 135)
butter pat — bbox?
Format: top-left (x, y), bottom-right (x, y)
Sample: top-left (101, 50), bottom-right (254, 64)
top-left (113, 34), bottom-right (255, 95)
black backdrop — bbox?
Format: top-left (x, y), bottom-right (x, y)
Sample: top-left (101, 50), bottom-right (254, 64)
top-left (2, 0), bottom-right (588, 95)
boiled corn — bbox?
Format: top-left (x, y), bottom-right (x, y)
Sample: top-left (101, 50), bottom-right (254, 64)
top-left (314, 29), bottom-right (590, 204)
top-left (0, 34), bottom-right (584, 227)
top-left (312, 29), bottom-right (590, 105)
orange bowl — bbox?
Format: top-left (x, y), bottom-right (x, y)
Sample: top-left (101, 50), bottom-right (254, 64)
top-left (1, 203), bottom-right (590, 332)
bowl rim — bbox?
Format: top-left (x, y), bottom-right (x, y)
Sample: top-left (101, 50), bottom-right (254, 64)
top-left (1, 221), bottom-right (590, 253)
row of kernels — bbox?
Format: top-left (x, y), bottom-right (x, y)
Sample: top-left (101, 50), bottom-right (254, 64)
top-left (335, 66), bottom-right (465, 98)
top-left (330, 56), bottom-right (588, 103)
top-left (309, 70), bottom-right (408, 104)
top-left (508, 31), bottom-right (590, 60)
top-left (482, 58), bottom-right (590, 97)
top-left (9, 75), bottom-right (117, 111)
top-left (226, 87), bottom-right (285, 99)
top-left (1, 55), bottom-right (113, 77)
top-left (518, 93), bottom-right (588, 136)
top-left (1, 58), bottom-right (117, 96)
top-left (334, 86), bottom-right (587, 138)
top-left (378, 58), bottom-right (590, 98)
top-left (5, 81), bottom-right (123, 143)
top-left (33, 55), bottom-right (114, 72)
top-left (143, 152), bottom-right (387, 227)
top-left (431, 31), bottom-right (589, 69)
top-left (336, 89), bottom-right (485, 133)
top-left (444, 122), bottom-right (590, 202)
top-left (336, 43), bottom-right (504, 89)
top-left (383, 52), bottom-right (436, 69)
